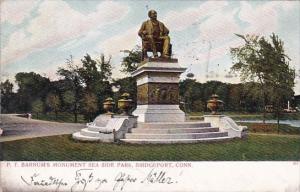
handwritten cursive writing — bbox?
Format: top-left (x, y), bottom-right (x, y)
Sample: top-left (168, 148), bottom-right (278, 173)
top-left (71, 169), bottom-right (94, 192)
top-left (21, 173), bottom-right (67, 192)
top-left (141, 169), bottom-right (176, 184)
top-left (113, 172), bottom-right (137, 191)
top-left (20, 168), bottom-right (181, 191)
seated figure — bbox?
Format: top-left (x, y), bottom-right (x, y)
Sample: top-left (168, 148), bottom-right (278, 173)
top-left (138, 10), bottom-right (172, 60)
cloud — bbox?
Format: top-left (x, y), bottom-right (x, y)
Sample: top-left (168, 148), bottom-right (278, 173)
top-left (1, 0), bottom-right (128, 66)
top-left (238, 1), bottom-right (294, 36)
top-left (1, 0), bottom-right (40, 25)
top-left (199, 9), bottom-right (240, 42)
top-left (99, 27), bottom-right (140, 56)
top-left (163, 1), bottom-right (228, 32)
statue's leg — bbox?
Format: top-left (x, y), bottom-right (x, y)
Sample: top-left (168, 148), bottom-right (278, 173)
top-left (147, 35), bottom-right (158, 57)
top-left (162, 36), bottom-right (170, 58)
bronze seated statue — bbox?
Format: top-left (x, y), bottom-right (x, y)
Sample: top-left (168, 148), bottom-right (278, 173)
top-left (142, 39), bottom-right (172, 60)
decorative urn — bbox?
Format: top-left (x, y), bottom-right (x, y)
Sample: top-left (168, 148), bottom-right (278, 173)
top-left (207, 94), bottom-right (224, 115)
top-left (103, 97), bottom-right (115, 114)
top-left (118, 93), bottom-right (132, 115)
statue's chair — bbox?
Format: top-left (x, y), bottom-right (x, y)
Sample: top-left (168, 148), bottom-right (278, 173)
top-left (142, 40), bottom-right (172, 60)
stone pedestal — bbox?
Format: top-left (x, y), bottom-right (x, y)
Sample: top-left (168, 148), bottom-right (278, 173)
top-left (204, 115), bottom-right (225, 128)
top-left (132, 58), bottom-right (186, 122)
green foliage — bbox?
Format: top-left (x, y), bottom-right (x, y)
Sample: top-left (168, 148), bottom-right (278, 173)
top-left (113, 77), bottom-right (137, 101)
top-left (231, 33), bottom-right (295, 123)
top-left (46, 93), bottom-right (61, 118)
top-left (14, 72), bottom-right (50, 112)
top-left (121, 46), bottom-right (142, 74)
top-left (31, 99), bottom-right (44, 118)
top-left (63, 90), bottom-right (76, 107)
top-left (0, 79), bottom-right (13, 94)
top-left (96, 53), bottom-right (112, 80)
top-left (0, 80), bottom-right (15, 113)
top-left (82, 92), bottom-right (98, 121)
top-left (79, 54), bottom-right (99, 91)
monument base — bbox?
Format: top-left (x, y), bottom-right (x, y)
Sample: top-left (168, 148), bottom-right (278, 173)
top-left (133, 105), bottom-right (185, 122)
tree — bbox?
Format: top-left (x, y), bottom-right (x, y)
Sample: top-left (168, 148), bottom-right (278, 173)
top-left (79, 53), bottom-right (113, 114)
top-left (15, 72), bottom-right (50, 113)
top-left (62, 90), bottom-right (79, 122)
top-left (0, 80), bottom-right (14, 113)
top-left (179, 79), bottom-right (198, 112)
top-left (96, 53), bottom-right (112, 81)
top-left (79, 54), bottom-right (99, 92)
top-left (121, 46), bottom-right (142, 74)
top-left (82, 92), bottom-right (98, 121)
top-left (57, 55), bottom-right (82, 122)
top-left (231, 34), bottom-right (271, 122)
top-left (113, 77), bottom-right (137, 107)
top-left (231, 33), bottom-right (295, 128)
top-left (262, 34), bottom-right (295, 132)
top-left (46, 93), bottom-right (61, 119)
top-left (32, 99), bottom-right (44, 118)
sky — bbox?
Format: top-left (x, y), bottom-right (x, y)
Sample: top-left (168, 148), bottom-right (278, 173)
top-left (1, 0), bottom-right (300, 94)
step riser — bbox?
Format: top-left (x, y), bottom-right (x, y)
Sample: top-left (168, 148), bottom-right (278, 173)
top-left (72, 132), bottom-right (101, 141)
top-left (138, 123), bottom-right (211, 129)
top-left (87, 126), bottom-right (106, 132)
top-left (125, 132), bottom-right (228, 139)
top-left (73, 133), bottom-right (114, 142)
top-left (121, 137), bottom-right (231, 144)
top-left (80, 130), bottom-right (101, 137)
top-left (131, 128), bottom-right (219, 134)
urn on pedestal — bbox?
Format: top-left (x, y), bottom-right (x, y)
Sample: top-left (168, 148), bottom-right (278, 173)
top-left (118, 93), bottom-right (133, 116)
top-left (103, 97), bottom-right (115, 114)
top-left (207, 94), bottom-right (224, 115)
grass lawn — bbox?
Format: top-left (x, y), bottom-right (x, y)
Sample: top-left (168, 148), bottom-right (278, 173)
top-left (238, 122), bottom-right (300, 135)
top-left (1, 134), bottom-right (300, 161)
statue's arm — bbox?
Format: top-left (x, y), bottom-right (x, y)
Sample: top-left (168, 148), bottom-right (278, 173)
top-left (164, 24), bottom-right (169, 35)
top-left (138, 22), bottom-right (146, 38)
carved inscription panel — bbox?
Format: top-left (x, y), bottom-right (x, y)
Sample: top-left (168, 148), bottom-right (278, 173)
top-left (137, 83), bottom-right (179, 105)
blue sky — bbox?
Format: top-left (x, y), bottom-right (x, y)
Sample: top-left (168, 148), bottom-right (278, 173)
top-left (1, 0), bottom-right (300, 94)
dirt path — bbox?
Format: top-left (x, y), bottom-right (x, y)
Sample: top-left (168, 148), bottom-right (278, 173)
top-left (0, 114), bottom-right (85, 142)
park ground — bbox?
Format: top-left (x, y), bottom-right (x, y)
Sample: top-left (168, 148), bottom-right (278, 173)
top-left (0, 113), bottom-right (300, 161)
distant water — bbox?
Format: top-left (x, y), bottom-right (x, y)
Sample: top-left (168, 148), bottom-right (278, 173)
top-left (236, 120), bottom-right (300, 128)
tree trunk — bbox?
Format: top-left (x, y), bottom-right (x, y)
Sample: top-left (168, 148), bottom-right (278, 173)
top-left (74, 112), bottom-right (78, 123)
top-left (55, 110), bottom-right (58, 120)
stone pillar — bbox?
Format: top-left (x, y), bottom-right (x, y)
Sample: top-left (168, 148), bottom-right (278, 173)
top-left (131, 58), bottom-right (186, 122)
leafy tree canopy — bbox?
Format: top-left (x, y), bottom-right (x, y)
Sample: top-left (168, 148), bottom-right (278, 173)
top-left (121, 46), bottom-right (142, 74)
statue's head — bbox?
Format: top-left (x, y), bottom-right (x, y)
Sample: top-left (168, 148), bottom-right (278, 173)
top-left (148, 10), bottom-right (157, 20)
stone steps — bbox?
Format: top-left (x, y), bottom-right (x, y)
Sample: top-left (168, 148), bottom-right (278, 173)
top-left (120, 136), bottom-right (232, 144)
top-left (131, 127), bottom-right (219, 134)
top-left (72, 132), bottom-right (102, 141)
top-left (122, 121), bottom-right (230, 144)
top-left (87, 126), bottom-right (106, 132)
top-left (125, 132), bottom-right (228, 140)
top-left (81, 128), bottom-right (104, 137)
top-left (137, 122), bottom-right (211, 129)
